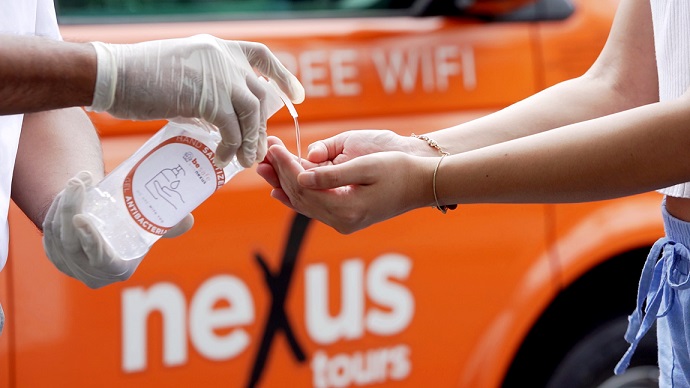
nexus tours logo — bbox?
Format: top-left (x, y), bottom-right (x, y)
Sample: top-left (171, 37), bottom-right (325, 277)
top-left (121, 214), bottom-right (415, 387)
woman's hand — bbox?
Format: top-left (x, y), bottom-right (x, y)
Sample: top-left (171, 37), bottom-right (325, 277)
top-left (257, 130), bottom-right (439, 205)
top-left (259, 137), bottom-right (437, 234)
top-left (305, 129), bottom-right (440, 166)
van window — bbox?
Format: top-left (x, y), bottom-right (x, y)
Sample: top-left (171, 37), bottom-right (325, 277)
top-left (55, 0), bottom-right (418, 23)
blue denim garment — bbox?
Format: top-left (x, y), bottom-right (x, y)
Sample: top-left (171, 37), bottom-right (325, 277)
top-left (616, 199), bottom-right (690, 387)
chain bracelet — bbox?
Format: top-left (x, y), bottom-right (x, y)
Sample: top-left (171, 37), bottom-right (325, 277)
top-left (411, 133), bottom-right (457, 214)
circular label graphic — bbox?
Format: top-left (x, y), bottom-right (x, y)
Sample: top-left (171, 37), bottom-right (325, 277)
top-left (124, 136), bottom-right (226, 235)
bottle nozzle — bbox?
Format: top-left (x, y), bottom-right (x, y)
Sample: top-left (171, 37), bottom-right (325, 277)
top-left (266, 78), bottom-right (298, 119)
top-left (260, 77), bottom-right (302, 163)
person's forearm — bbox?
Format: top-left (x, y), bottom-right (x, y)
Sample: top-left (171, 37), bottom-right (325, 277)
top-left (436, 93), bottom-right (690, 205)
top-left (424, 73), bottom-right (657, 155)
top-left (12, 108), bottom-right (104, 229)
top-left (0, 35), bottom-right (96, 114)
top-left (422, 0), bottom-right (658, 155)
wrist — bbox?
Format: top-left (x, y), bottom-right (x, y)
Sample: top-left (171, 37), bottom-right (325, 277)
top-left (409, 133), bottom-right (444, 157)
top-left (86, 42), bottom-right (117, 112)
top-left (411, 156), bottom-right (439, 209)
top-left (410, 134), bottom-right (457, 213)
top-left (0, 37), bottom-right (98, 113)
top-left (65, 41), bottom-right (100, 109)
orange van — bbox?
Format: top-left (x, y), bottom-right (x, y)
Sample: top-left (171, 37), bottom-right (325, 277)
top-left (0, 0), bottom-right (663, 387)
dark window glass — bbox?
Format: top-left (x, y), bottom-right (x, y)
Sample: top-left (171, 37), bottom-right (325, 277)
top-left (55, 0), bottom-right (418, 22)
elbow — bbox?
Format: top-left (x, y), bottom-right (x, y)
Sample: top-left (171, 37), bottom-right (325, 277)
top-left (582, 65), bottom-right (659, 111)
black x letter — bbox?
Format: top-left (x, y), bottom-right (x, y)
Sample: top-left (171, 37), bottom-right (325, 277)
top-left (247, 213), bottom-right (311, 388)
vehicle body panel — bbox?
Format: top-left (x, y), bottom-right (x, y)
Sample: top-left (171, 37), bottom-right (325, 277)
top-left (553, 196), bottom-right (664, 290)
top-left (61, 16), bottom-right (537, 134)
top-left (0, 1), bottom-right (661, 387)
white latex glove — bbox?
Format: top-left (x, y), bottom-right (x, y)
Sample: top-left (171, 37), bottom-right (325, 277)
top-left (89, 34), bottom-right (305, 168)
top-left (42, 171), bottom-right (193, 289)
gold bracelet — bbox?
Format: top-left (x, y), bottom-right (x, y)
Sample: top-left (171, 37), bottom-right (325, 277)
top-left (432, 154), bottom-right (457, 214)
top-left (412, 133), bottom-right (446, 155)
top-left (412, 133), bottom-right (457, 214)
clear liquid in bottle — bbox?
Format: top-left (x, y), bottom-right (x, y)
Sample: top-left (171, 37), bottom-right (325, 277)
top-left (81, 78), bottom-right (293, 261)
top-left (82, 119), bottom-right (243, 260)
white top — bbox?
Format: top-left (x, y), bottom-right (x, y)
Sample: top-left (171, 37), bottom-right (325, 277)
top-left (0, 1), bottom-right (62, 271)
top-left (651, 0), bottom-right (690, 198)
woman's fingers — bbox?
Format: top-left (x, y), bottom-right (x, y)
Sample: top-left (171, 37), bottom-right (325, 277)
top-left (298, 155), bottom-right (379, 189)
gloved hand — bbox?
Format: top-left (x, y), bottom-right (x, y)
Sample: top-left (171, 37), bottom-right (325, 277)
top-left (89, 34), bottom-right (305, 168)
top-left (42, 171), bottom-right (193, 289)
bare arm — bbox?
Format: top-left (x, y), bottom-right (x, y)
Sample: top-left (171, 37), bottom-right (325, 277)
top-left (297, 1), bottom-right (660, 173)
top-left (423, 1), bottom-right (659, 154)
top-left (259, 2), bottom-right (681, 234)
top-left (435, 93), bottom-right (690, 205)
top-left (0, 35), bottom-right (96, 114)
top-left (12, 108), bottom-right (104, 229)
top-left (267, 91), bottom-right (690, 234)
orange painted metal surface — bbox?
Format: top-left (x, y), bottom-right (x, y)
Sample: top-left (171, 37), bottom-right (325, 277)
top-left (0, 256), bottom-right (9, 388)
top-left (63, 16), bottom-right (537, 136)
top-left (1, 1), bottom-right (666, 387)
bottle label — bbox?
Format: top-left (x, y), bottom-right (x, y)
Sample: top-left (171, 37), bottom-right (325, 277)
top-left (123, 136), bottom-right (225, 235)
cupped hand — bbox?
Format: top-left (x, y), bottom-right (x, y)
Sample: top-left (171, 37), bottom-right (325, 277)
top-left (261, 141), bottom-right (437, 234)
top-left (258, 129), bottom-right (435, 198)
top-left (257, 136), bottom-right (319, 208)
top-left (305, 129), bottom-right (436, 165)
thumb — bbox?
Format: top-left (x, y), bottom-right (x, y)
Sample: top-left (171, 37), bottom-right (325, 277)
top-left (73, 214), bottom-right (116, 270)
top-left (297, 157), bottom-right (378, 189)
top-left (306, 132), bottom-right (350, 164)
top-left (74, 214), bottom-right (138, 282)
top-left (163, 214), bottom-right (195, 239)
top-left (306, 141), bottom-right (330, 163)
top-left (238, 41), bottom-right (305, 104)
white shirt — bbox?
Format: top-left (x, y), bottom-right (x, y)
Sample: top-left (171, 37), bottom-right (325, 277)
top-left (0, 1), bottom-right (62, 271)
top-left (651, 0), bottom-right (690, 198)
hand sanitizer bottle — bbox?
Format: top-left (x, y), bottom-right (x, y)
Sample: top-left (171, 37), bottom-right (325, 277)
top-left (82, 80), bottom-right (298, 261)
